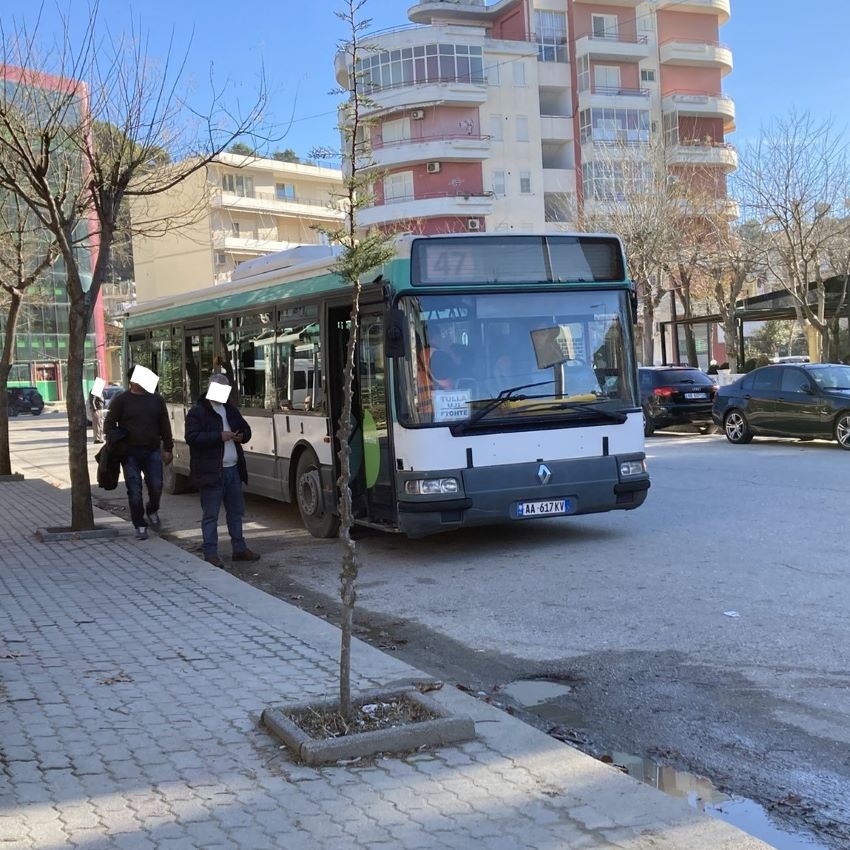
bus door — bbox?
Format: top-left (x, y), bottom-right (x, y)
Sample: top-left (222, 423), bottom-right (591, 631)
top-left (326, 304), bottom-right (396, 526)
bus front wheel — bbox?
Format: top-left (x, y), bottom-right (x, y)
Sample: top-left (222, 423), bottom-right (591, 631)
top-left (295, 450), bottom-right (340, 539)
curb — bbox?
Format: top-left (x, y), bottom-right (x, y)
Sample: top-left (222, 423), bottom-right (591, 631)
top-left (36, 526), bottom-right (121, 542)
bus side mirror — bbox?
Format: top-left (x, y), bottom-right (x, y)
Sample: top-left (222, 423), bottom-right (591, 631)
top-left (385, 308), bottom-right (407, 358)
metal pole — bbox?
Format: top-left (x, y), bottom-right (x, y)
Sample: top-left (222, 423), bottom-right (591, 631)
top-left (670, 289), bottom-right (680, 364)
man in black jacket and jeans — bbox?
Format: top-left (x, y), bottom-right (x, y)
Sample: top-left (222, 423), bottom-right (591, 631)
top-left (184, 374), bottom-right (260, 568)
top-left (104, 370), bottom-right (173, 540)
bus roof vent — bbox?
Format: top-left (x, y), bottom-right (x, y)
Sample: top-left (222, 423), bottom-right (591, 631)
top-left (231, 245), bottom-right (342, 281)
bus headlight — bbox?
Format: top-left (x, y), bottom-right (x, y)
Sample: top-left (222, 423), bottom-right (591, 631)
top-left (619, 460), bottom-right (646, 478)
top-left (404, 478), bottom-right (460, 495)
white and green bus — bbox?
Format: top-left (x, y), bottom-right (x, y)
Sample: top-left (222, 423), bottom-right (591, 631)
top-left (124, 234), bottom-right (649, 538)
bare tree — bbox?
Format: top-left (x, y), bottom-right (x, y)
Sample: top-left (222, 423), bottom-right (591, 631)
top-left (0, 192), bottom-right (59, 474)
top-left (580, 139), bottom-right (680, 364)
top-left (737, 110), bottom-right (850, 361)
top-left (316, 0), bottom-right (395, 719)
top-left (0, 7), bottom-right (267, 529)
top-left (703, 216), bottom-right (766, 372)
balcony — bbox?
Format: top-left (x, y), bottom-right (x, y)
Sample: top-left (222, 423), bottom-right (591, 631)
top-left (367, 134), bottom-right (491, 169)
top-left (358, 191), bottom-right (494, 227)
top-left (574, 33), bottom-right (650, 63)
top-left (661, 90), bottom-right (736, 130)
top-left (572, 0), bottom-right (640, 7)
top-left (578, 85), bottom-right (650, 111)
top-left (660, 38), bottom-right (733, 74)
top-left (408, 0), bottom-right (523, 26)
top-left (539, 115), bottom-right (572, 143)
top-left (656, 0), bottom-right (731, 23)
top-left (542, 168), bottom-right (576, 194)
top-left (668, 141), bottom-right (738, 171)
top-left (212, 191), bottom-right (344, 220)
top-left (213, 235), bottom-right (302, 255)
top-left (356, 76), bottom-right (489, 115)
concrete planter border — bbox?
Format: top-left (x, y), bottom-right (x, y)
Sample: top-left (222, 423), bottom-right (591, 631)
top-left (261, 687), bottom-right (476, 765)
top-left (36, 526), bottom-right (121, 542)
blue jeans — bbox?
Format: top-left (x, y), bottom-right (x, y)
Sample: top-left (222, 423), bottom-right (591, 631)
top-left (122, 448), bottom-right (163, 529)
top-left (199, 465), bottom-right (246, 556)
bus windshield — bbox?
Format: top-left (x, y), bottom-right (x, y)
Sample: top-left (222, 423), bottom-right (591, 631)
top-left (395, 289), bottom-right (638, 427)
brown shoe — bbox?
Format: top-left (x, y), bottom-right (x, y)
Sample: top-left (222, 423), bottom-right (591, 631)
top-left (204, 554), bottom-right (225, 568)
top-left (232, 549), bottom-right (260, 562)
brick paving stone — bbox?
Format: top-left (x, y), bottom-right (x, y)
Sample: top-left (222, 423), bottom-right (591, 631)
top-left (0, 478), bottom-right (772, 850)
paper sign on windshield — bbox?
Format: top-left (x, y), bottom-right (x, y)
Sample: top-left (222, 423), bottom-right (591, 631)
top-left (433, 389), bottom-right (471, 422)
top-left (130, 365), bottom-right (159, 393)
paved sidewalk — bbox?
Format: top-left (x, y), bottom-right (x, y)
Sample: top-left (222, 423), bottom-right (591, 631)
top-left (0, 477), bottom-right (771, 849)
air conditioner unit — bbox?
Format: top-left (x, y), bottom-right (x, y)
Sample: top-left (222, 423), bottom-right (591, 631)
top-left (426, 161), bottom-right (441, 173)
top-left (411, 109), bottom-right (425, 120)
top-left (467, 218), bottom-right (480, 231)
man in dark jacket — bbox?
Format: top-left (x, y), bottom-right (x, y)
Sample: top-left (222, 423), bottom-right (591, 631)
top-left (184, 374), bottom-right (260, 568)
top-left (104, 370), bottom-right (173, 540)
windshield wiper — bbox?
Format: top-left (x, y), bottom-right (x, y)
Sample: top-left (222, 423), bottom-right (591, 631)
top-left (464, 381), bottom-right (556, 426)
top-left (517, 400), bottom-right (628, 423)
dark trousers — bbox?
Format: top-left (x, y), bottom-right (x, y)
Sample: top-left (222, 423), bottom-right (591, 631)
top-left (200, 465), bottom-right (246, 556)
top-left (122, 448), bottom-right (163, 529)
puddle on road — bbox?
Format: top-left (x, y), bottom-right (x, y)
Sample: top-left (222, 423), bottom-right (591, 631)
top-left (503, 678), bottom-right (831, 850)
top-left (604, 752), bottom-right (830, 850)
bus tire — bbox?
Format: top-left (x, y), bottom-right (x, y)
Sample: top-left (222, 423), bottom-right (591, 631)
top-left (163, 462), bottom-right (192, 495)
top-left (295, 450), bottom-right (339, 539)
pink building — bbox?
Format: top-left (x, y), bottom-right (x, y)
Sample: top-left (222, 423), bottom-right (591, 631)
top-left (335, 0), bottom-right (734, 233)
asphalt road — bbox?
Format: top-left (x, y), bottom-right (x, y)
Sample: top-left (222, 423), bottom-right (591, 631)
top-left (10, 411), bottom-right (850, 848)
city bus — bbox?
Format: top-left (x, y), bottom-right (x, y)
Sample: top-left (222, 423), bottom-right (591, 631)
top-left (123, 234), bottom-right (649, 538)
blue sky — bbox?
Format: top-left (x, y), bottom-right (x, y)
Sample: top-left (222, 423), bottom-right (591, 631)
top-left (2, 0), bottom-right (848, 155)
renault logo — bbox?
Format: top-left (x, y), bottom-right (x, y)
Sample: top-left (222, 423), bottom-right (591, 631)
top-left (537, 464), bottom-right (552, 485)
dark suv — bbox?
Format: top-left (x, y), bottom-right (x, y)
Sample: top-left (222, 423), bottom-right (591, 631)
top-left (639, 367), bottom-right (717, 436)
top-left (6, 386), bottom-right (45, 417)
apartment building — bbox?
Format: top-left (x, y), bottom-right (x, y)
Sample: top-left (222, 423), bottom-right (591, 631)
top-left (132, 153), bottom-right (345, 301)
top-left (335, 0), bottom-right (734, 233)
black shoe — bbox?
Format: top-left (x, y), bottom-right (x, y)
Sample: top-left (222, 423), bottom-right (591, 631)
top-left (204, 554), bottom-right (225, 568)
top-left (146, 512), bottom-right (162, 532)
top-left (232, 549), bottom-right (260, 562)
top-left (135, 527), bottom-right (148, 541)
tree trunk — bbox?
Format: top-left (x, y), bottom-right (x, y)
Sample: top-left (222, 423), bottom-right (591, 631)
top-left (722, 312), bottom-right (739, 373)
top-left (676, 289), bottom-right (699, 366)
top-left (67, 294), bottom-right (94, 530)
top-left (337, 281), bottom-right (362, 720)
top-left (0, 291), bottom-right (23, 476)
top-left (641, 298), bottom-right (654, 365)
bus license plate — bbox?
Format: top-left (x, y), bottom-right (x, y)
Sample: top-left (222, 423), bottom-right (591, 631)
top-left (516, 499), bottom-right (569, 518)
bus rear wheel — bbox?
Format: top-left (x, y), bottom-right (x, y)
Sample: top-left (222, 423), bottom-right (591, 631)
top-left (295, 450), bottom-right (339, 539)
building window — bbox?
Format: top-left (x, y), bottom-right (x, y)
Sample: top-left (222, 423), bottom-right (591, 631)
top-left (591, 14), bottom-right (619, 39)
top-left (515, 115), bottom-right (529, 143)
top-left (579, 108), bottom-right (650, 144)
top-left (512, 61), bottom-right (526, 87)
top-left (641, 69), bottom-right (656, 83)
top-left (577, 56), bottom-right (590, 93)
top-left (275, 183), bottom-right (296, 201)
top-left (221, 173), bottom-right (254, 198)
top-left (492, 170), bottom-right (506, 196)
top-left (519, 171), bottom-right (531, 194)
top-left (355, 43), bottom-right (484, 93)
top-left (583, 161), bottom-right (650, 200)
top-left (535, 10), bottom-right (567, 62)
top-left (384, 171), bottom-right (414, 203)
top-left (593, 65), bottom-right (621, 94)
top-left (381, 117), bottom-right (411, 145)
top-left (489, 114), bottom-right (503, 142)
top-left (486, 62), bottom-right (500, 86)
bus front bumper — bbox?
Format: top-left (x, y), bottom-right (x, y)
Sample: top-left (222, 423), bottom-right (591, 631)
top-left (396, 454), bottom-right (649, 538)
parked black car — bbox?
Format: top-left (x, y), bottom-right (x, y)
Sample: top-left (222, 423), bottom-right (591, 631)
top-left (6, 386), bottom-right (45, 417)
top-left (712, 363), bottom-right (850, 450)
top-left (639, 366), bottom-right (717, 436)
